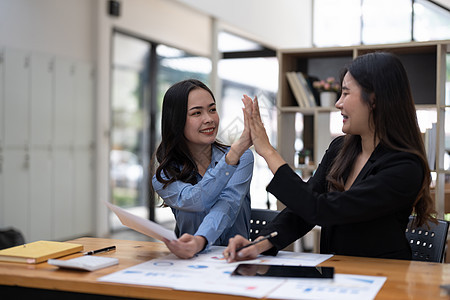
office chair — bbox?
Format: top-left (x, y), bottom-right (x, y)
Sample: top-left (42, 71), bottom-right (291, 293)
top-left (405, 215), bottom-right (449, 263)
top-left (0, 227), bottom-right (25, 250)
top-left (249, 208), bottom-right (279, 241)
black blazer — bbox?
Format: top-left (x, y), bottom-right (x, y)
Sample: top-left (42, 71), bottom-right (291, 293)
top-left (261, 136), bottom-right (424, 260)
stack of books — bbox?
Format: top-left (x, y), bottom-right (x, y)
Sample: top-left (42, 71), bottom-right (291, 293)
top-left (286, 71), bottom-right (317, 108)
top-left (0, 240), bottom-right (83, 264)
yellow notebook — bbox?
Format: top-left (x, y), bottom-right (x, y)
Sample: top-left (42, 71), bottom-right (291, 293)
top-left (0, 240), bottom-right (83, 264)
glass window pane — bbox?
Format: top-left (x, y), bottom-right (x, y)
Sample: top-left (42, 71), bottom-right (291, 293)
top-left (218, 31), bottom-right (263, 52)
top-left (313, 0), bottom-right (361, 47)
top-left (362, 0), bottom-right (412, 45)
top-left (417, 109), bottom-right (437, 171)
top-left (218, 56), bottom-right (278, 209)
top-left (445, 108), bottom-right (450, 171)
top-left (414, 0), bottom-right (450, 41)
top-left (111, 32), bottom-right (150, 211)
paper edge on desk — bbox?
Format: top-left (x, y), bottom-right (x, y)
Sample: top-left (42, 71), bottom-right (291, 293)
top-left (105, 201), bottom-right (177, 241)
top-left (48, 256), bottom-right (119, 272)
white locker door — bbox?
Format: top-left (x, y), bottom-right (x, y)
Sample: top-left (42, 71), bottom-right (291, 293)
top-left (3, 149), bottom-right (29, 240)
top-left (74, 150), bottom-right (93, 235)
top-left (53, 58), bottom-right (75, 148)
top-left (53, 149), bottom-right (74, 240)
top-left (29, 53), bottom-right (54, 241)
top-left (0, 48), bottom-right (4, 145)
top-left (29, 149), bottom-right (52, 241)
top-left (0, 48), bottom-right (4, 226)
top-left (75, 63), bottom-right (94, 147)
top-left (30, 53), bottom-right (53, 147)
top-left (73, 62), bottom-right (94, 236)
top-left (4, 48), bottom-right (29, 147)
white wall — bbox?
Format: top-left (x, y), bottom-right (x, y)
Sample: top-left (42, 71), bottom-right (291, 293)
top-left (0, 0), bottom-right (96, 63)
top-left (111, 0), bottom-right (212, 56)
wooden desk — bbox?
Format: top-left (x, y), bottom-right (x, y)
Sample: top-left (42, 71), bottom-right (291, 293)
top-left (0, 237), bottom-right (449, 299)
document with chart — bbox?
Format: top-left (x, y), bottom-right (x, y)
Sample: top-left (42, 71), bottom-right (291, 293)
top-left (98, 246), bottom-right (385, 299)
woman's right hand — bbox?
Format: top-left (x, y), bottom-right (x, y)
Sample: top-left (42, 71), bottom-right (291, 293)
top-left (163, 234), bottom-right (206, 259)
top-left (223, 234), bottom-right (263, 263)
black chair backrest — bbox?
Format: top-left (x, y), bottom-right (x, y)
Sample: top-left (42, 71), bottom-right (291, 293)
top-left (405, 216), bottom-right (449, 263)
top-left (0, 227), bottom-right (25, 250)
top-left (250, 208), bottom-right (279, 241)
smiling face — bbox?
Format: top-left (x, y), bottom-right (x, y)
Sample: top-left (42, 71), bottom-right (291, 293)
top-left (335, 72), bottom-right (374, 138)
top-left (184, 88), bottom-right (219, 151)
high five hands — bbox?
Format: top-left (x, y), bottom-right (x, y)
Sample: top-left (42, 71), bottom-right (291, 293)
top-left (242, 95), bottom-right (286, 174)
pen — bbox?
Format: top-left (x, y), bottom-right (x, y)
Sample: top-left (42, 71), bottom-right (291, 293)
top-left (83, 245), bottom-right (116, 255)
top-left (236, 231), bottom-right (278, 252)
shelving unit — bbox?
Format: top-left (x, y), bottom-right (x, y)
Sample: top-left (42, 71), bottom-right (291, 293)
top-left (276, 40), bottom-right (449, 217)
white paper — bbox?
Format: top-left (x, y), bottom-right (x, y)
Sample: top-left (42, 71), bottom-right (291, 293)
top-left (267, 274), bottom-right (387, 300)
top-left (105, 201), bottom-right (177, 241)
top-left (97, 246), bottom-right (388, 299)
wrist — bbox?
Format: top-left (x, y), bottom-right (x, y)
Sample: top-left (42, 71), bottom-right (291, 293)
top-left (260, 145), bottom-right (276, 159)
top-left (255, 239), bottom-right (273, 254)
top-left (195, 235), bottom-right (207, 253)
top-left (226, 145), bottom-right (243, 165)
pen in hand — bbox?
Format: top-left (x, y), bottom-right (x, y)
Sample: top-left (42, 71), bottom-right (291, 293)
top-left (235, 231), bottom-right (278, 253)
top-left (83, 245), bottom-right (116, 255)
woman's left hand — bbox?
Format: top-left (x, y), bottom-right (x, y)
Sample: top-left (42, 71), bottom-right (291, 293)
top-left (163, 234), bottom-right (206, 259)
top-left (226, 95), bottom-right (254, 165)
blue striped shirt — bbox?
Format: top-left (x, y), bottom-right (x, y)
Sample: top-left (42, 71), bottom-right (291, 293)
top-left (152, 145), bottom-right (253, 249)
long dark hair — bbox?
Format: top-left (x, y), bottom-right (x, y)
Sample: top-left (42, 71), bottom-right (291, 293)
top-left (154, 79), bottom-right (226, 188)
top-left (327, 52), bottom-right (435, 227)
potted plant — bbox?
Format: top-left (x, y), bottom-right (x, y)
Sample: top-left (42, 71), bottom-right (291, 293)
top-left (312, 77), bottom-right (341, 107)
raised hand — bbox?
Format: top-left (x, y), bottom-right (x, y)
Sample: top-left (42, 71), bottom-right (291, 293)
top-left (225, 95), bottom-right (254, 165)
top-left (243, 95), bottom-right (287, 175)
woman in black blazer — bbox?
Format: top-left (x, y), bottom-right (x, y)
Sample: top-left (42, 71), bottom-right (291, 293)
top-left (224, 52), bottom-right (436, 261)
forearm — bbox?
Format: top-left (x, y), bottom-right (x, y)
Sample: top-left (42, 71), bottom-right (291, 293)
top-left (254, 238), bottom-right (274, 254)
top-left (226, 140), bottom-right (248, 165)
top-left (260, 146), bottom-right (286, 175)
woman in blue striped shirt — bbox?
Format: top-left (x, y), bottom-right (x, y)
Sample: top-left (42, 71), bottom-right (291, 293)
top-left (152, 79), bottom-right (254, 259)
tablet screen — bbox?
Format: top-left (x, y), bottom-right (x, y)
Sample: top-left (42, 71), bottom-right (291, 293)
top-left (231, 264), bottom-right (334, 279)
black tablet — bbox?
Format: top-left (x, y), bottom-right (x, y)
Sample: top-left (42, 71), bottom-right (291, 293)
top-left (231, 264), bottom-right (334, 279)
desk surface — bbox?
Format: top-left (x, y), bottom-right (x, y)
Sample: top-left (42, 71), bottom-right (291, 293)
top-left (0, 237), bottom-right (449, 299)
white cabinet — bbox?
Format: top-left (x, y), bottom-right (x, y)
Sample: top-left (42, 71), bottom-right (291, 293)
top-left (3, 149), bottom-right (29, 237)
top-left (74, 150), bottom-right (94, 235)
top-left (2, 48), bottom-right (30, 237)
top-left (53, 149), bottom-right (75, 239)
top-left (0, 46), bottom-right (95, 242)
top-left (29, 149), bottom-right (53, 240)
top-left (0, 48), bottom-right (4, 222)
top-left (54, 58), bottom-right (75, 148)
top-left (73, 62), bottom-right (95, 236)
top-left (0, 48), bottom-right (4, 145)
top-left (28, 53), bottom-right (53, 240)
top-left (4, 48), bottom-right (29, 148)
top-left (30, 53), bottom-right (53, 147)
top-left (75, 63), bottom-right (94, 147)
